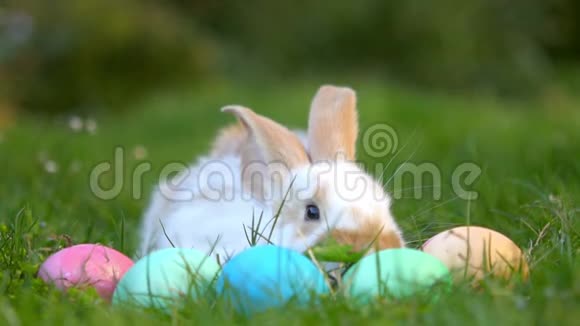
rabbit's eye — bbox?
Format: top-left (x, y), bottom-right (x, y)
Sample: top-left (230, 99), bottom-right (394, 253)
top-left (305, 205), bottom-right (320, 221)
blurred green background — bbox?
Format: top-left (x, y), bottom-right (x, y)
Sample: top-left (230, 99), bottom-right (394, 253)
top-left (1, 0), bottom-right (579, 118)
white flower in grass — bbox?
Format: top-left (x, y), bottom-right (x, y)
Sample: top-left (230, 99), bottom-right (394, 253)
top-left (85, 118), bottom-right (98, 135)
top-left (43, 160), bottom-right (58, 174)
top-left (68, 116), bottom-right (83, 132)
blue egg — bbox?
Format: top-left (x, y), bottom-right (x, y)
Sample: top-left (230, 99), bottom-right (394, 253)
top-left (216, 245), bottom-right (329, 315)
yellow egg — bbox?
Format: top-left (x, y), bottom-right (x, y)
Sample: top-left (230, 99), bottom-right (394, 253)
top-left (421, 226), bottom-right (529, 282)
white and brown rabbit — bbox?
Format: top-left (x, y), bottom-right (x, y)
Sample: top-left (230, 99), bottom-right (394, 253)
top-left (138, 85), bottom-right (405, 262)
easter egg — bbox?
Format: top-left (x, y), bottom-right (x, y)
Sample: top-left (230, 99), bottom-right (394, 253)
top-left (112, 247), bottom-right (220, 310)
top-left (216, 245), bottom-right (329, 315)
top-left (421, 226), bottom-right (529, 282)
top-left (342, 248), bottom-right (451, 304)
top-left (38, 243), bottom-right (134, 301)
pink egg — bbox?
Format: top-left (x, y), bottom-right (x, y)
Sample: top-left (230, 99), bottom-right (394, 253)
top-left (38, 243), bottom-right (133, 301)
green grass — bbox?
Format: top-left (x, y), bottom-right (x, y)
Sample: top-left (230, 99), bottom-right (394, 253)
top-left (0, 79), bottom-right (579, 325)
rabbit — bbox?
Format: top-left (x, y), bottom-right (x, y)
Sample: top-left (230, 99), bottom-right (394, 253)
top-left (137, 85), bottom-right (405, 263)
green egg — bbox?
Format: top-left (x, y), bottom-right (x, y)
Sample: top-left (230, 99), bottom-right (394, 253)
top-left (112, 248), bottom-right (220, 311)
top-left (342, 248), bottom-right (451, 304)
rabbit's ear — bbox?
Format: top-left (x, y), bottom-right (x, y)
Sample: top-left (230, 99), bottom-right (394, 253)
top-left (222, 106), bottom-right (309, 167)
top-left (307, 85), bottom-right (358, 161)
top-left (222, 105), bottom-right (310, 201)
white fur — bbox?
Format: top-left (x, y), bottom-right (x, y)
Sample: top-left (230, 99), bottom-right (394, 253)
top-left (138, 154), bottom-right (272, 260)
top-left (138, 156), bottom-right (404, 262)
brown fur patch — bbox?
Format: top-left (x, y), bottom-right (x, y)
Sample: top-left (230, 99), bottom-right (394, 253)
top-left (332, 208), bottom-right (404, 251)
top-left (308, 85), bottom-right (358, 161)
top-left (210, 123), bottom-right (248, 158)
top-left (331, 222), bottom-right (403, 254)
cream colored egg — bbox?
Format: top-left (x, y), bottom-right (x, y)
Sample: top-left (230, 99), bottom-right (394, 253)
top-left (421, 226), bottom-right (529, 282)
